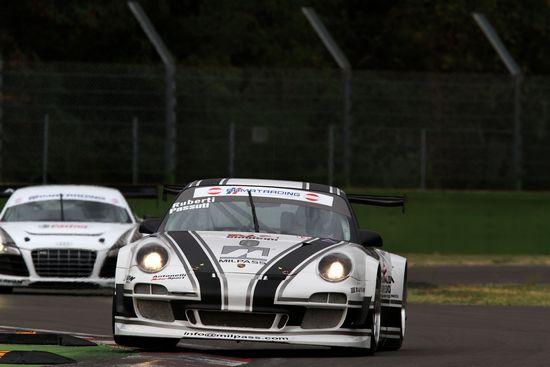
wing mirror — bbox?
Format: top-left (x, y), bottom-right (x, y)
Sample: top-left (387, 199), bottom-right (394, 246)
top-left (139, 218), bottom-right (162, 234)
top-left (358, 229), bottom-right (383, 248)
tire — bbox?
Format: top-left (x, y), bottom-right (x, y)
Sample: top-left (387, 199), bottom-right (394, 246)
top-left (0, 286), bottom-right (13, 294)
top-left (369, 272), bottom-right (382, 353)
top-left (112, 293), bottom-right (179, 350)
top-left (379, 266), bottom-right (407, 351)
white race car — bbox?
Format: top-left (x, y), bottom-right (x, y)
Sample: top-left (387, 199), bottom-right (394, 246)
top-left (0, 185), bottom-right (142, 291)
top-left (113, 179), bottom-right (407, 353)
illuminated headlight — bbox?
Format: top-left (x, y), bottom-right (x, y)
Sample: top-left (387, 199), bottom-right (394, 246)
top-left (0, 228), bottom-right (20, 255)
top-left (318, 253), bottom-right (352, 282)
top-left (136, 244), bottom-right (169, 273)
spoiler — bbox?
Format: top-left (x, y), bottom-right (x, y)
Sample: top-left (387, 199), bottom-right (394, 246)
top-left (115, 185), bottom-right (158, 199)
top-left (347, 194), bottom-right (406, 212)
top-left (162, 184), bottom-right (185, 200)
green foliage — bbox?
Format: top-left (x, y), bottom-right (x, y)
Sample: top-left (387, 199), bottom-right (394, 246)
top-left (1, 0), bottom-right (548, 73)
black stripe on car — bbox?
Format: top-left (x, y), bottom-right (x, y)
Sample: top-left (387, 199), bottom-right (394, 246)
top-left (251, 238), bottom-right (341, 311)
top-left (168, 231), bottom-right (223, 309)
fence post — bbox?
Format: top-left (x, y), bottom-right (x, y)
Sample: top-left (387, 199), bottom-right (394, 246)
top-left (229, 122), bottom-right (235, 177)
top-left (132, 117), bottom-right (139, 184)
top-left (513, 75), bottom-right (523, 190)
top-left (328, 125), bottom-right (334, 186)
top-left (0, 53), bottom-right (3, 182)
top-left (420, 128), bottom-right (427, 190)
top-left (42, 114), bottom-right (49, 184)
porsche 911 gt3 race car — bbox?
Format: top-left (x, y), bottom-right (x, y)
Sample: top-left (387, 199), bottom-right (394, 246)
top-left (0, 185), bottom-right (142, 291)
top-left (113, 178), bottom-right (407, 353)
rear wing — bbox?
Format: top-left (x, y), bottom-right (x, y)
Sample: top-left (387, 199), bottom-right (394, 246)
top-left (162, 184), bottom-right (184, 200)
top-left (0, 185), bottom-right (159, 199)
top-left (347, 194), bottom-right (406, 212)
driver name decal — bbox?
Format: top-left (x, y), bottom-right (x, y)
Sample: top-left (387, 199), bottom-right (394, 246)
top-left (169, 197), bottom-right (216, 214)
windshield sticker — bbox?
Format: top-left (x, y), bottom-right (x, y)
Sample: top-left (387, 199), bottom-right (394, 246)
top-left (227, 233), bottom-right (279, 241)
top-left (38, 224), bottom-right (89, 229)
top-left (27, 193), bottom-right (107, 202)
top-left (193, 186), bottom-right (334, 207)
top-left (169, 197), bottom-right (215, 214)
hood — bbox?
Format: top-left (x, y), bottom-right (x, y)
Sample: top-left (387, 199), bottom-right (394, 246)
top-left (166, 230), bottom-right (343, 275)
top-left (0, 222), bottom-right (135, 251)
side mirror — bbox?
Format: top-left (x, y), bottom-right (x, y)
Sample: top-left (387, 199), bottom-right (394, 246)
top-left (139, 218), bottom-right (162, 234)
top-left (358, 229), bottom-right (383, 248)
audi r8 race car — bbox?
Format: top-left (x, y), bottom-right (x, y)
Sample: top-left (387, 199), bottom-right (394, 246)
top-left (0, 185), bottom-right (142, 291)
top-left (113, 178), bottom-right (407, 353)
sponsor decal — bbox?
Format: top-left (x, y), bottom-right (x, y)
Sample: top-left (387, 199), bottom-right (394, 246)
top-left (125, 275), bottom-right (135, 283)
top-left (305, 193), bottom-right (319, 202)
top-left (193, 186), bottom-right (334, 207)
top-left (151, 273), bottom-right (187, 281)
top-left (227, 233), bottom-right (278, 241)
top-left (0, 279), bottom-right (24, 285)
top-left (27, 193), bottom-right (107, 202)
top-left (219, 258), bottom-right (266, 265)
top-left (221, 240), bottom-right (271, 262)
top-left (169, 197), bottom-right (216, 214)
top-left (208, 187), bottom-right (222, 195)
top-left (182, 331), bottom-right (288, 342)
top-left (351, 287), bottom-right (365, 294)
top-left (38, 223), bottom-right (89, 229)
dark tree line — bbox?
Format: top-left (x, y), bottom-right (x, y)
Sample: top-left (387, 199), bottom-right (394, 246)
top-left (1, 0), bottom-right (549, 73)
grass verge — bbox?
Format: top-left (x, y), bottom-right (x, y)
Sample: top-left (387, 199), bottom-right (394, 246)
top-left (409, 284), bottom-right (550, 306)
top-left (405, 253), bottom-right (550, 266)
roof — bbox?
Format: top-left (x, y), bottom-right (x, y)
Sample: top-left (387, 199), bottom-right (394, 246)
top-left (184, 178), bottom-right (345, 196)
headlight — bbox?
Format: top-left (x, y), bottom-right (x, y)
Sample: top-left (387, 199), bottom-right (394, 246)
top-left (318, 253), bottom-right (352, 282)
top-left (0, 228), bottom-right (20, 255)
top-left (136, 244), bottom-right (169, 273)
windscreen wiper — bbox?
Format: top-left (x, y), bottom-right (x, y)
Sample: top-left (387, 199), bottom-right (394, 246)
top-left (59, 193), bottom-right (65, 221)
top-left (247, 191), bottom-right (260, 233)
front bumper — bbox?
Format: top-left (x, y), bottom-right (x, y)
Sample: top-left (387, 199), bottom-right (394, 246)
top-left (114, 316), bottom-right (372, 348)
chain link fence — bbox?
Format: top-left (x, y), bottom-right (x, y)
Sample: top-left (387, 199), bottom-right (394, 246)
top-left (1, 62), bottom-right (549, 189)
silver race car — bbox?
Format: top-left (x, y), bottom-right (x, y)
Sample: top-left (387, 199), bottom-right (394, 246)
top-left (113, 179), bottom-right (407, 353)
top-left (0, 185), bottom-right (142, 291)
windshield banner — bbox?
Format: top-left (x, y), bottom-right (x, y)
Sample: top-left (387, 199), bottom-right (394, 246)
top-left (193, 186), bottom-right (334, 207)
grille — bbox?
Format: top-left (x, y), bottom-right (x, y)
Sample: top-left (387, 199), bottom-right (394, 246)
top-left (197, 311), bottom-right (279, 329)
top-left (32, 249), bottom-right (96, 278)
top-left (136, 300), bottom-right (174, 322)
top-left (301, 308), bottom-right (344, 329)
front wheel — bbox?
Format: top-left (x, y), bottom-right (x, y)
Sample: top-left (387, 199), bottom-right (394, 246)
top-left (369, 273), bottom-right (382, 352)
top-left (379, 266), bottom-right (407, 351)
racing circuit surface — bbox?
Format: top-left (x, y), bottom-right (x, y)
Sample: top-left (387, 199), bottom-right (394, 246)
top-left (1, 286), bottom-right (549, 367)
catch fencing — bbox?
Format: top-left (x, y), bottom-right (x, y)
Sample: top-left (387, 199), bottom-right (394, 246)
top-left (1, 62), bottom-right (549, 189)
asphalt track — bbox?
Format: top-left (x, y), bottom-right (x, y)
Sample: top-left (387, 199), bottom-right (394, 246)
top-left (1, 286), bottom-right (550, 366)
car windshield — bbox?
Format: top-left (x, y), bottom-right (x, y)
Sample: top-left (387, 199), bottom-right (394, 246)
top-left (162, 186), bottom-right (353, 241)
top-left (2, 200), bottom-right (132, 223)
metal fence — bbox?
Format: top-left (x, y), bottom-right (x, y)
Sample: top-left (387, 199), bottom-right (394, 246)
top-left (1, 62), bottom-right (549, 189)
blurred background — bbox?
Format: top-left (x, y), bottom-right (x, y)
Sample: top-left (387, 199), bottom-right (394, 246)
top-left (1, 0), bottom-right (549, 254)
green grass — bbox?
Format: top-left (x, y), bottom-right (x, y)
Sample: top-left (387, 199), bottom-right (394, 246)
top-left (351, 190), bottom-right (550, 255)
top-left (409, 284), bottom-right (550, 306)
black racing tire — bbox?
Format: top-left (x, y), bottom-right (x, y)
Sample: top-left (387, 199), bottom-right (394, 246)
top-left (369, 271), bottom-right (382, 353)
top-left (379, 265), bottom-right (407, 351)
top-left (112, 293), bottom-right (180, 350)
top-left (0, 286), bottom-right (13, 294)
